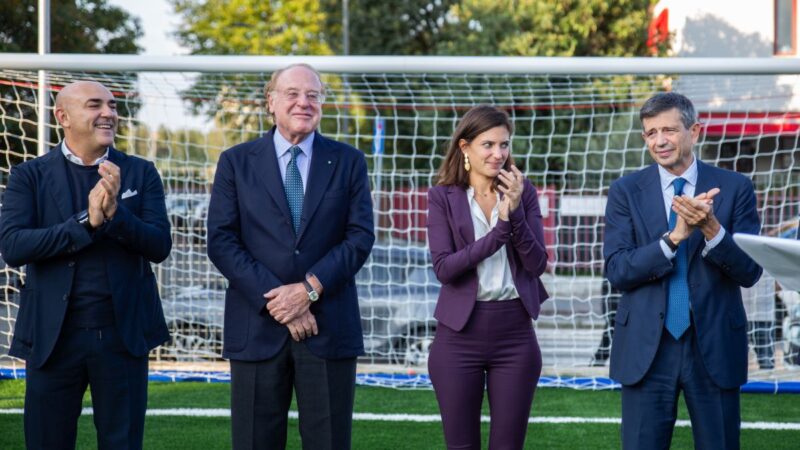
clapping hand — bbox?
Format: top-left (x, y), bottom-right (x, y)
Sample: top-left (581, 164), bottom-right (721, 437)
top-left (671, 188), bottom-right (721, 241)
top-left (497, 165), bottom-right (524, 221)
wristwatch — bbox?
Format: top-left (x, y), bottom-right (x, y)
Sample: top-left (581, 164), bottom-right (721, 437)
top-left (302, 279), bottom-right (320, 302)
top-left (76, 209), bottom-right (94, 233)
top-left (661, 231), bottom-right (679, 252)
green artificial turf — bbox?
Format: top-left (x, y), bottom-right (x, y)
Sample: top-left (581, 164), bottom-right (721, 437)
top-left (1, 379), bottom-right (798, 449)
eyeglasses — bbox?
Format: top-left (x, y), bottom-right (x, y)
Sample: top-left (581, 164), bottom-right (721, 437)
top-left (274, 90), bottom-right (326, 105)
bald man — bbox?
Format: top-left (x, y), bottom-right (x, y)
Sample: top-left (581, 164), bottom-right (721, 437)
top-left (0, 81), bottom-right (172, 449)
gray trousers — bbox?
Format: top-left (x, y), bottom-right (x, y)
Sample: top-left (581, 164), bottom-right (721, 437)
top-left (230, 340), bottom-right (357, 450)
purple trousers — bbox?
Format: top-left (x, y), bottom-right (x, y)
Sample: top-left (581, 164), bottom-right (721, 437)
top-left (428, 299), bottom-right (542, 450)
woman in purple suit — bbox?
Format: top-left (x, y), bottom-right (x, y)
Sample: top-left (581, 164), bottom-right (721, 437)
top-left (427, 105), bottom-right (549, 450)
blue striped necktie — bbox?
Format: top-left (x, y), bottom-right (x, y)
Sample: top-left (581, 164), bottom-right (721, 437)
top-left (284, 146), bottom-right (304, 233)
top-left (666, 177), bottom-right (690, 339)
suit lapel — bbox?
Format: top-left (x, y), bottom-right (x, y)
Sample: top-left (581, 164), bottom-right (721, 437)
top-left (41, 144), bottom-right (75, 221)
top-left (252, 130), bottom-right (293, 222)
top-left (687, 161), bottom-right (723, 265)
top-left (296, 133), bottom-right (338, 242)
top-left (106, 147), bottom-right (128, 201)
top-left (634, 165), bottom-right (669, 241)
top-left (447, 186), bottom-right (475, 245)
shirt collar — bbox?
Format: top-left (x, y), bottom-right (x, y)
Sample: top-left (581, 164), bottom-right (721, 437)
top-left (273, 129), bottom-right (315, 159)
top-left (61, 141), bottom-right (109, 166)
top-left (658, 155), bottom-right (698, 193)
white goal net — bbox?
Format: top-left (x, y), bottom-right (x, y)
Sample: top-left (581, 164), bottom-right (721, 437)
top-left (1, 56), bottom-right (799, 390)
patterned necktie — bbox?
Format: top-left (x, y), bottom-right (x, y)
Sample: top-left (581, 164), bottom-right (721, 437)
top-left (666, 177), bottom-right (690, 339)
top-left (284, 146), bottom-right (304, 233)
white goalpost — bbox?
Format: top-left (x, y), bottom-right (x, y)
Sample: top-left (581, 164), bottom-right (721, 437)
top-left (1, 54), bottom-right (799, 390)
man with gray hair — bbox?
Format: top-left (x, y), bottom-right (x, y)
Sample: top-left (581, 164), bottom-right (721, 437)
top-left (603, 92), bottom-right (762, 449)
top-left (207, 64), bottom-right (374, 449)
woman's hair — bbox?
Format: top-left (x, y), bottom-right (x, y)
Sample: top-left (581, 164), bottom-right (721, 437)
top-left (436, 105), bottom-right (514, 188)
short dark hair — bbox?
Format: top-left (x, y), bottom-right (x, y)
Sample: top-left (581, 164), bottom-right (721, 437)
top-left (639, 92), bottom-right (697, 129)
top-left (436, 105), bottom-right (514, 188)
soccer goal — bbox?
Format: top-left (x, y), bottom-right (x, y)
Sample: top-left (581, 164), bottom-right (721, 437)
top-left (1, 54), bottom-right (799, 390)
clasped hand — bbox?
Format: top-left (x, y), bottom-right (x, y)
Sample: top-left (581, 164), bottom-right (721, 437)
top-left (264, 284), bottom-right (318, 341)
top-left (87, 161), bottom-right (121, 227)
top-left (497, 165), bottom-right (524, 221)
top-left (671, 187), bottom-right (721, 241)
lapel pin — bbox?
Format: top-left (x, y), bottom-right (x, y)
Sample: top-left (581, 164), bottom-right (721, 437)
top-left (328, 160), bottom-right (332, 164)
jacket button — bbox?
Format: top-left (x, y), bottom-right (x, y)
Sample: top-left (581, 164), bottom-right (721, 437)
top-left (659, 312), bottom-right (664, 319)
top-left (294, 250), bottom-right (300, 255)
top-left (68, 261), bottom-right (75, 267)
top-left (62, 294), bottom-right (68, 301)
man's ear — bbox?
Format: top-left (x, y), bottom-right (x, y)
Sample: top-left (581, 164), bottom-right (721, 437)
top-left (54, 107), bottom-right (69, 128)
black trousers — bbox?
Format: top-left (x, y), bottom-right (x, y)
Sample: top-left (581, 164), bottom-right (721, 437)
top-left (24, 325), bottom-right (149, 450)
top-left (230, 340), bottom-right (357, 450)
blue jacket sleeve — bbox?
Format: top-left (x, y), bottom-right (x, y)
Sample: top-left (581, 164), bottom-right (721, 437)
top-left (603, 181), bottom-right (674, 292)
top-left (701, 180), bottom-right (762, 288)
top-left (0, 164), bottom-right (93, 267)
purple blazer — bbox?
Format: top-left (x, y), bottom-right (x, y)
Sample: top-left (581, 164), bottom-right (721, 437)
top-left (426, 179), bottom-right (550, 332)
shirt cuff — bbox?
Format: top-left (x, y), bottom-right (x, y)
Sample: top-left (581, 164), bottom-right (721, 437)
top-left (702, 226), bottom-right (726, 257)
top-left (660, 238), bottom-right (677, 260)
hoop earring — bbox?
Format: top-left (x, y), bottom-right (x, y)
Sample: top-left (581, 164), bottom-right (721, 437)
top-left (463, 154), bottom-right (471, 172)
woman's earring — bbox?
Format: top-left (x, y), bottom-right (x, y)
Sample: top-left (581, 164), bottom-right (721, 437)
top-left (463, 154), bottom-right (471, 172)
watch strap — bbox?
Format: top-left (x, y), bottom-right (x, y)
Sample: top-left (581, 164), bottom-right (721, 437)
top-left (661, 231), bottom-right (679, 252)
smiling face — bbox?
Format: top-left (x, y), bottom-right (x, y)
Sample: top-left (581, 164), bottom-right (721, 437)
top-left (641, 107), bottom-right (699, 176)
top-left (55, 81), bottom-right (118, 156)
top-left (267, 65), bottom-right (324, 144)
top-left (460, 125), bottom-right (511, 185)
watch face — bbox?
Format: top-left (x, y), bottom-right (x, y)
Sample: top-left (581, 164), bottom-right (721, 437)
top-left (308, 290), bottom-right (320, 302)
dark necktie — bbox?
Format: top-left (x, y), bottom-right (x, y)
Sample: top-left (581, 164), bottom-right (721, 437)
top-left (666, 177), bottom-right (689, 339)
top-left (284, 146), bottom-right (304, 233)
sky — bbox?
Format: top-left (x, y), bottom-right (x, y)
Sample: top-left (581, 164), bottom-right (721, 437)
top-left (107, 0), bottom-right (208, 129)
top-left (108, 0), bottom-right (186, 56)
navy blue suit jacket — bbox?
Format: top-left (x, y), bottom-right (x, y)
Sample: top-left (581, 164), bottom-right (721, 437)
top-left (0, 145), bottom-right (172, 369)
top-left (206, 128), bottom-right (374, 361)
top-left (603, 161), bottom-right (762, 389)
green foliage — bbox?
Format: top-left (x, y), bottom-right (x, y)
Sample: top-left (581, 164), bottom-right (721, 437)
top-left (0, 0), bottom-right (143, 54)
top-left (438, 0), bottom-right (660, 57)
top-left (170, 0), bottom-right (333, 56)
top-left (0, 0), bottom-right (143, 164)
top-left (167, 0), bottom-right (670, 183)
top-left (324, 0), bottom-right (459, 55)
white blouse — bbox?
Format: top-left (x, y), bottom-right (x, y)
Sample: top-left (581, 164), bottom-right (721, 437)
top-left (466, 187), bottom-right (519, 301)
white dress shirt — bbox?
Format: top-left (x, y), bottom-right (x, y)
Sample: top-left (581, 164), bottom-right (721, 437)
top-left (466, 187), bottom-right (519, 301)
top-left (61, 141), bottom-right (109, 166)
top-left (657, 156), bottom-right (725, 259)
top-left (273, 130), bottom-right (314, 191)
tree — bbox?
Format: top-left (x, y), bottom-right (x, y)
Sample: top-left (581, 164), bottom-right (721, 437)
top-left (0, 0), bottom-right (143, 167)
top-left (324, 0), bottom-right (458, 55)
top-left (437, 0), bottom-right (660, 57)
top-left (169, 0), bottom-right (334, 139)
top-left (171, 0), bottom-right (332, 56)
top-left (167, 0), bottom-right (669, 183)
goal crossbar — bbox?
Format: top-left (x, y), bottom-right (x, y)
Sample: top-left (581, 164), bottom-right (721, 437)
top-left (3, 53), bottom-right (800, 74)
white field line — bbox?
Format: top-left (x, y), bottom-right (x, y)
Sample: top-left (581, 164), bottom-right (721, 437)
top-left (0, 408), bottom-right (798, 430)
